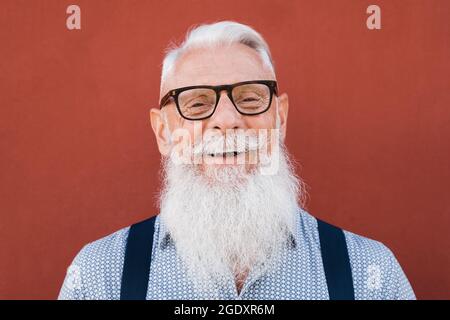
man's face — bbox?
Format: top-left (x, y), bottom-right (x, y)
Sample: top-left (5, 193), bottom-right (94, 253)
top-left (151, 43), bottom-right (301, 292)
top-left (150, 42), bottom-right (289, 176)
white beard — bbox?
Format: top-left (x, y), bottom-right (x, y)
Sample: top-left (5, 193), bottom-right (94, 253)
top-left (158, 138), bottom-right (306, 297)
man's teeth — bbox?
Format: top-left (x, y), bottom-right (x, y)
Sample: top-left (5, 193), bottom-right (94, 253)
top-left (209, 151), bottom-right (240, 157)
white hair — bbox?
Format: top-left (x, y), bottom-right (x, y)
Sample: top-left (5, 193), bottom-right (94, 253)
top-left (160, 21), bottom-right (275, 88)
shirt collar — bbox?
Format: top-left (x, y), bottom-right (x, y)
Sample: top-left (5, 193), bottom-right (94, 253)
top-left (158, 216), bottom-right (173, 250)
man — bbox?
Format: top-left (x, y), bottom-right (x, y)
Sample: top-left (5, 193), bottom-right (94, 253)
top-left (58, 21), bottom-right (415, 300)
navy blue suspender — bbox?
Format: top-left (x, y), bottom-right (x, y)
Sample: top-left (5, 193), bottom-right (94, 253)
top-left (120, 216), bottom-right (157, 300)
top-left (120, 216), bottom-right (355, 300)
top-left (317, 219), bottom-right (355, 300)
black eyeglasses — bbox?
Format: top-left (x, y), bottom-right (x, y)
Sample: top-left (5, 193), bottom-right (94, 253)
top-left (159, 80), bottom-right (278, 121)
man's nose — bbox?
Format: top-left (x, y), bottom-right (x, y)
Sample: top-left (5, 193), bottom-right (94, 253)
top-left (205, 91), bottom-right (245, 132)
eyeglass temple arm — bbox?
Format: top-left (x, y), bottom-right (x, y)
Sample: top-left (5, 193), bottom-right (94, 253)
top-left (159, 92), bottom-right (174, 109)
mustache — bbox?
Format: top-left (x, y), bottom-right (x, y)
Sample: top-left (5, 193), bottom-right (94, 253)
top-left (191, 132), bottom-right (267, 156)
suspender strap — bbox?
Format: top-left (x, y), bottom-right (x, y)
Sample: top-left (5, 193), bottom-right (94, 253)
top-left (120, 215), bottom-right (354, 300)
top-left (120, 216), bottom-right (156, 300)
top-left (317, 219), bottom-right (355, 300)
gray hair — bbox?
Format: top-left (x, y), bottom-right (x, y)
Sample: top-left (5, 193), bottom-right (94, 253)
top-left (160, 21), bottom-right (275, 89)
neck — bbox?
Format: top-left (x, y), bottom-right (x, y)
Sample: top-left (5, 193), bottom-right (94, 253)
top-left (234, 269), bottom-right (250, 295)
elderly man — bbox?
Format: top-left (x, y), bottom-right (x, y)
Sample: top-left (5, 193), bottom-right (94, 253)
top-left (58, 21), bottom-right (415, 300)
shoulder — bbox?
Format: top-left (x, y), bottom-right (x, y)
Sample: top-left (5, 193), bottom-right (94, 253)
top-left (58, 223), bottom-right (133, 300)
top-left (343, 229), bottom-right (415, 299)
top-left (78, 224), bottom-right (131, 272)
top-left (299, 209), bottom-right (416, 300)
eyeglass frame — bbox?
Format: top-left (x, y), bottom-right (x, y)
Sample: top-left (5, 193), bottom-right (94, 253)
top-left (159, 80), bottom-right (278, 121)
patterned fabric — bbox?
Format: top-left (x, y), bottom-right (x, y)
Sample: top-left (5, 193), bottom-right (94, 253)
top-left (58, 209), bottom-right (415, 300)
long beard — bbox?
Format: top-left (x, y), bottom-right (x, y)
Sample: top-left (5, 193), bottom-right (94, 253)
top-left (158, 140), bottom-right (306, 297)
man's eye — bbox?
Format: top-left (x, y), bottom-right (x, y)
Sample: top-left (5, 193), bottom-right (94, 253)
top-left (238, 96), bottom-right (262, 105)
top-left (190, 103), bottom-right (206, 108)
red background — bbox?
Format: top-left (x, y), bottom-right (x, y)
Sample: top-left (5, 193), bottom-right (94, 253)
top-left (0, 0), bottom-right (449, 299)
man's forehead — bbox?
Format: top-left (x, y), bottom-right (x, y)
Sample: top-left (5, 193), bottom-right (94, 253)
top-left (161, 43), bottom-right (275, 94)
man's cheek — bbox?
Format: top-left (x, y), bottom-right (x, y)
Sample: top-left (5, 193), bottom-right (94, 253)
top-left (170, 128), bottom-right (194, 165)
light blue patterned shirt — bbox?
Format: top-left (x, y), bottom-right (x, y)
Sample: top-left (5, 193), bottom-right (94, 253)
top-left (58, 209), bottom-right (415, 300)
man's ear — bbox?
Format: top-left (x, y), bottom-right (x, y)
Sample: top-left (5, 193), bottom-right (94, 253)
top-left (150, 108), bottom-right (171, 156)
top-left (277, 93), bottom-right (289, 140)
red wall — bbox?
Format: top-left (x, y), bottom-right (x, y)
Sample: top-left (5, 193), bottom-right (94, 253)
top-left (0, 0), bottom-right (449, 299)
